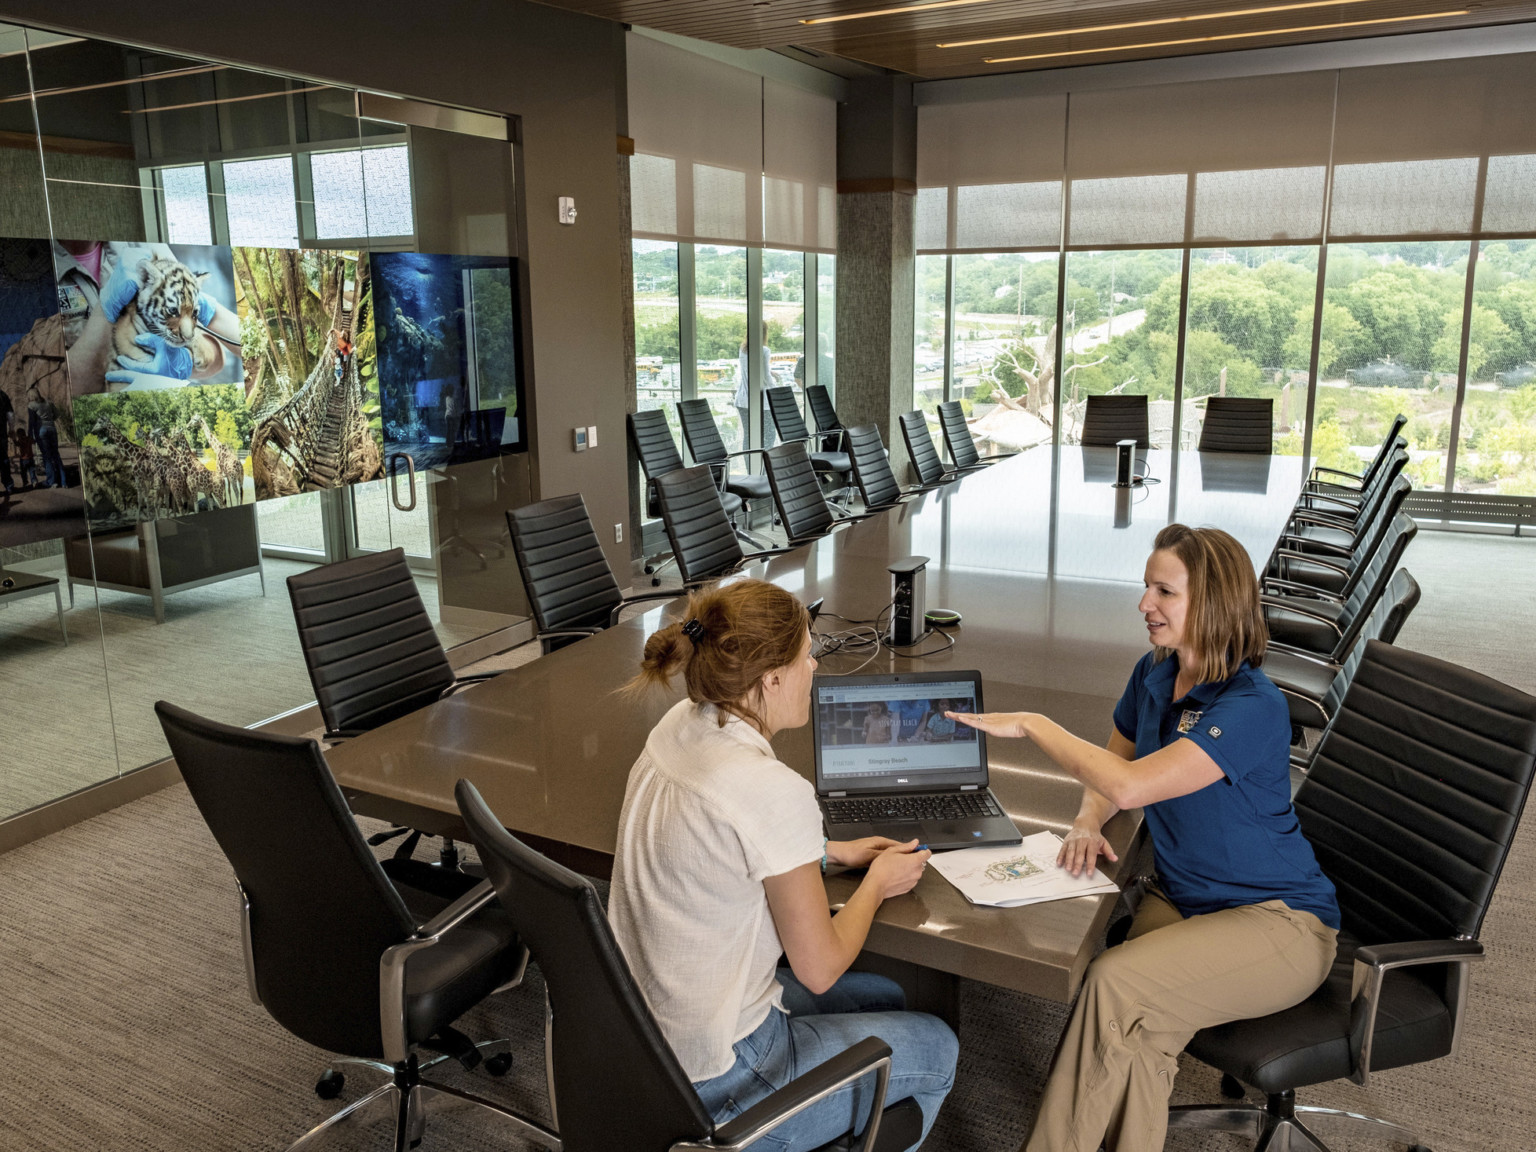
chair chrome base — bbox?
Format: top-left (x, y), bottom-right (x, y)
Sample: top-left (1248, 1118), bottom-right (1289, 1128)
top-left (292, 1048), bottom-right (560, 1152)
top-left (1168, 1089), bottom-right (1428, 1152)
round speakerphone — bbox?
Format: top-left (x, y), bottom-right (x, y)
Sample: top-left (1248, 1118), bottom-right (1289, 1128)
top-left (925, 608), bottom-right (962, 627)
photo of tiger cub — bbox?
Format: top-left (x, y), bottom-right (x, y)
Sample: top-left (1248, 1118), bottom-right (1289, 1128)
top-left (110, 255), bottom-right (218, 376)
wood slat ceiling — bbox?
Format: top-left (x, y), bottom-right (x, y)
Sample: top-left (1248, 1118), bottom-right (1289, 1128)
top-left (530, 0), bottom-right (1536, 78)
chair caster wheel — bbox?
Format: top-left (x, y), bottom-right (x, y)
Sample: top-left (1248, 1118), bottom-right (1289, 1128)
top-left (315, 1069), bottom-right (345, 1099)
top-left (652, 577), bottom-right (661, 587)
top-left (484, 1051), bottom-right (513, 1077)
top-left (1219, 1074), bottom-right (1245, 1099)
top-left (643, 564), bottom-right (654, 574)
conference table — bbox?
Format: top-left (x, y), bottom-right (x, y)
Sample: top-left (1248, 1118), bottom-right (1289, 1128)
top-left (327, 443), bottom-right (1304, 1010)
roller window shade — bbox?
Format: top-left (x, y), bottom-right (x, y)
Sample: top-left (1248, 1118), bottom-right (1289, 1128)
top-left (1066, 73), bottom-right (1333, 247)
top-left (916, 96), bottom-right (1065, 251)
top-left (627, 32), bottom-right (762, 245)
top-left (1329, 54), bottom-right (1536, 238)
top-left (764, 79), bottom-right (837, 252)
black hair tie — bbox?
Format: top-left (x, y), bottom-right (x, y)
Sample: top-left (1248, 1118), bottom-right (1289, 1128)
top-left (681, 618), bottom-right (705, 643)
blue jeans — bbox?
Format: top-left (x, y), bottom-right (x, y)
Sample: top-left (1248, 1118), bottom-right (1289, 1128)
top-left (36, 426), bottom-right (64, 488)
top-left (693, 970), bottom-right (958, 1152)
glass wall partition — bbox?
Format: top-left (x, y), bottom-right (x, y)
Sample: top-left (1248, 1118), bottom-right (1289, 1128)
top-left (914, 255), bottom-right (947, 417)
top-left (0, 20), bottom-right (533, 818)
top-left (634, 239), bottom-right (682, 441)
top-left (761, 248), bottom-right (804, 429)
top-left (696, 244), bottom-right (749, 451)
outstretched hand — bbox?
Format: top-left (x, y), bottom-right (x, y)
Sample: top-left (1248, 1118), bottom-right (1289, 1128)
top-left (1057, 824), bottom-right (1118, 877)
top-left (946, 710), bottom-right (1035, 740)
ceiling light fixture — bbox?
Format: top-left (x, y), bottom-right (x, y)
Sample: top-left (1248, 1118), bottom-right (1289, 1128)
top-left (983, 10), bottom-right (1467, 62)
top-left (801, 0), bottom-right (1004, 26)
top-left (941, 0), bottom-right (1369, 47)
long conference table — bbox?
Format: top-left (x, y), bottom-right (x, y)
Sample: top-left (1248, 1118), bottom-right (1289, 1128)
top-left (327, 444), bottom-right (1304, 1010)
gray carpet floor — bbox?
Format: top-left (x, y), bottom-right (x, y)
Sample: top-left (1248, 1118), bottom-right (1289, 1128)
top-left (0, 529), bottom-right (1531, 1151)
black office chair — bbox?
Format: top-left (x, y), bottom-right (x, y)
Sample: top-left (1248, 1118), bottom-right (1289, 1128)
top-left (1262, 515), bottom-right (1417, 663)
top-left (153, 702), bottom-right (554, 1152)
top-left (1265, 567), bottom-right (1421, 744)
top-left (897, 411), bottom-right (958, 489)
top-left (936, 400), bottom-right (1014, 470)
top-left (1303, 435), bottom-right (1407, 509)
top-left (1294, 438), bottom-right (1407, 527)
top-left (1198, 397), bottom-right (1274, 453)
top-left (653, 465), bottom-right (794, 586)
top-left (1080, 394), bottom-right (1150, 448)
top-left (1308, 414), bottom-right (1406, 490)
top-left (287, 548), bottom-right (496, 866)
top-left (845, 424), bottom-right (914, 512)
top-left (1285, 452), bottom-right (1408, 557)
top-left (632, 410), bottom-right (720, 582)
top-left (765, 387), bottom-right (853, 499)
top-left (804, 384), bottom-right (846, 453)
top-left (287, 548), bottom-right (496, 741)
top-left (1165, 641), bottom-right (1536, 1152)
top-left (454, 779), bottom-right (925, 1152)
top-left (676, 398), bottom-right (774, 548)
top-left (765, 442), bottom-right (844, 545)
top-left (1269, 477), bottom-right (1410, 598)
top-left (506, 494), bottom-right (683, 654)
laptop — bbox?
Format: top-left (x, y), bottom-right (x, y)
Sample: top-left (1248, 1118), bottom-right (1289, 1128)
top-left (811, 670), bottom-right (1022, 851)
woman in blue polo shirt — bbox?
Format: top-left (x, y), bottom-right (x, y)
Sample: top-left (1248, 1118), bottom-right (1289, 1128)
top-left (949, 523), bottom-right (1339, 1152)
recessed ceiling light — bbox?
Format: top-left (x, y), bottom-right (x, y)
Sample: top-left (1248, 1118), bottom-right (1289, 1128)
top-left (983, 10), bottom-right (1468, 62)
top-left (941, 0), bottom-right (1371, 48)
top-left (801, 0), bottom-right (1005, 26)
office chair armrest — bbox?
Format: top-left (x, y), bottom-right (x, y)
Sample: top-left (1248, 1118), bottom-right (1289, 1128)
top-left (1309, 464), bottom-right (1366, 484)
top-left (677, 1036), bottom-right (893, 1152)
top-left (1270, 549), bottom-right (1351, 580)
top-left (323, 728), bottom-right (369, 742)
top-left (379, 880), bottom-right (503, 1062)
top-left (740, 544), bottom-right (802, 563)
top-left (1288, 508), bottom-right (1356, 532)
top-left (1299, 491), bottom-right (1364, 516)
top-left (723, 448), bottom-right (769, 465)
top-left (1302, 480), bottom-right (1365, 500)
top-left (609, 590), bottom-right (686, 626)
top-left (1261, 596), bottom-right (1342, 639)
top-left (1349, 938), bottom-right (1485, 1088)
top-left (1261, 577), bottom-right (1345, 603)
top-left (1272, 532), bottom-right (1353, 560)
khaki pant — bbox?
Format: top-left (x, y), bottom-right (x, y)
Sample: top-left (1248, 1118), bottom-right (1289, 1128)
top-left (1024, 889), bottom-right (1338, 1152)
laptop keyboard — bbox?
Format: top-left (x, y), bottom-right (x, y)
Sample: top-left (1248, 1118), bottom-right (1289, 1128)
top-left (824, 791), bottom-right (1003, 824)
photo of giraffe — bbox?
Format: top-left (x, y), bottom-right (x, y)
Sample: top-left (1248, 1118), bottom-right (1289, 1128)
top-left (234, 247), bottom-right (383, 500)
top-left (72, 385), bottom-right (252, 529)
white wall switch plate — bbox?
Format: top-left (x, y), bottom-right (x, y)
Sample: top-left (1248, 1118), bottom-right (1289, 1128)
top-left (587, 424), bottom-right (599, 448)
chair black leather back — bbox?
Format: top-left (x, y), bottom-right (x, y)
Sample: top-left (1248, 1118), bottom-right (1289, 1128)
top-left (805, 385), bottom-right (842, 448)
top-left (676, 398), bottom-right (729, 468)
top-left (846, 424), bottom-right (903, 509)
top-left (767, 387), bottom-right (812, 443)
top-left (1081, 394), bottom-right (1150, 448)
top-left (1319, 569), bottom-right (1421, 721)
top-left (1199, 397), bottom-right (1273, 453)
top-left (629, 409), bottom-right (686, 480)
top-left (765, 442), bottom-right (836, 543)
top-left (156, 701), bottom-right (416, 1059)
top-left (654, 465), bottom-right (745, 584)
top-left (456, 781), bottom-right (716, 1152)
top-left (899, 411), bottom-right (946, 487)
top-left (1329, 514), bottom-right (1418, 659)
top-left (1299, 641), bottom-right (1536, 945)
top-left (935, 401), bottom-right (980, 469)
top-left (507, 494), bottom-right (623, 635)
top-left (1356, 416), bottom-right (1408, 488)
top-left (287, 548), bottom-right (455, 735)
top-left (1337, 477), bottom-right (1412, 593)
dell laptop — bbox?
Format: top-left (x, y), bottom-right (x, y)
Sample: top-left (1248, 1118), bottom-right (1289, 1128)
top-left (811, 670), bottom-right (1021, 851)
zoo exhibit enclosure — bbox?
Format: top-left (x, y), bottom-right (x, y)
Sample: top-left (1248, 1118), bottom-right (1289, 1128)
top-left (0, 23), bottom-right (534, 822)
top-left (910, 54), bottom-right (1536, 519)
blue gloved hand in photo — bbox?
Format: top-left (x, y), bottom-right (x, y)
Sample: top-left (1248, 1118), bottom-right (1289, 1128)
top-left (196, 292), bottom-right (216, 327)
top-left (98, 255), bottom-right (146, 322)
top-left (119, 333), bottom-right (194, 380)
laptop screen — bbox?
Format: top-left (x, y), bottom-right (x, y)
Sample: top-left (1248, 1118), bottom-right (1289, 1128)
top-left (812, 672), bottom-right (986, 790)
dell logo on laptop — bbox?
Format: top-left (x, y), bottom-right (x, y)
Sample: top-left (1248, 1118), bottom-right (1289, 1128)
top-left (896, 778), bottom-right (909, 784)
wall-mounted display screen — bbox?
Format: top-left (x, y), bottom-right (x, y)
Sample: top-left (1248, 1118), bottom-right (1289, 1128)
top-left (372, 251), bottom-right (525, 468)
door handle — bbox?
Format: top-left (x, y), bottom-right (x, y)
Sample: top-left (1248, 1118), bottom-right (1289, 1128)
top-left (389, 453), bottom-right (417, 512)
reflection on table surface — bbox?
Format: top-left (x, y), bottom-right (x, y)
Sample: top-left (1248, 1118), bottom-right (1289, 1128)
top-left (327, 445), bottom-right (1304, 1000)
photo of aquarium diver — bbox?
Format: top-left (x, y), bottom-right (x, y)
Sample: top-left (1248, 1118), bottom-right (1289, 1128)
top-left (371, 251), bottom-right (524, 470)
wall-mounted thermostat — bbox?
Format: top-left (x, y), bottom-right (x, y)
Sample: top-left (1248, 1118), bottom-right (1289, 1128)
top-left (558, 196), bottom-right (577, 225)
top-left (573, 426), bottom-right (588, 452)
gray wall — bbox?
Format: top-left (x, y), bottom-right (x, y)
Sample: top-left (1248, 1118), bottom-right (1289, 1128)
top-left (0, 0), bottom-right (634, 576)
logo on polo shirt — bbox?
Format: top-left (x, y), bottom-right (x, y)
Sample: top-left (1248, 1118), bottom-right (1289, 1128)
top-left (1208, 726), bottom-right (1222, 738)
top-left (1177, 710), bottom-right (1202, 734)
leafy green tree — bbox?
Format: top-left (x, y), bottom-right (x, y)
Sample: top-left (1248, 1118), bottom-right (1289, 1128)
top-left (1431, 304), bottom-right (1512, 377)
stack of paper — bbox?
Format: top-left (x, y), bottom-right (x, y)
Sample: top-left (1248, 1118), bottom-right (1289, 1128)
top-left (928, 831), bottom-right (1120, 908)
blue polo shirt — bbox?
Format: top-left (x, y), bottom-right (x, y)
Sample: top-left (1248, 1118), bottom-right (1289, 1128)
top-left (1112, 653), bottom-right (1340, 930)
